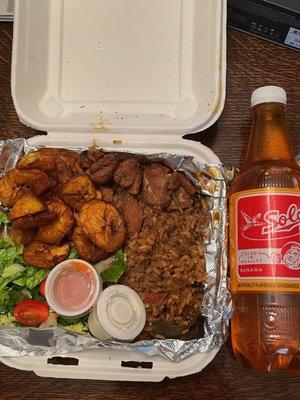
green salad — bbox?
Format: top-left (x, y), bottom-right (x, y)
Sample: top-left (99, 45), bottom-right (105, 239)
top-left (0, 236), bottom-right (49, 315)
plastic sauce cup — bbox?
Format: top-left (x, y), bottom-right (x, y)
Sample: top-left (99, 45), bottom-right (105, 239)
top-left (88, 285), bottom-right (146, 341)
top-left (45, 259), bottom-right (101, 317)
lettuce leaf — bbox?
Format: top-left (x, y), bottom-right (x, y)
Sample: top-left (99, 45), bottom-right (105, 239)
top-left (101, 249), bottom-right (126, 283)
top-left (0, 212), bottom-right (10, 225)
top-left (2, 263), bottom-right (25, 278)
top-left (61, 322), bottom-right (89, 335)
top-left (25, 268), bottom-right (49, 290)
top-left (0, 237), bottom-right (14, 249)
top-left (0, 289), bottom-right (10, 313)
top-left (58, 314), bottom-right (88, 327)
top-left (11, 265), bottom-right (49, 290)
top-left (0, 264), bottom-right (25, 291)
top-left (0, 313), bottom-right (16, 326)
top-left (68, 248), bottom-right (79, 259)
top-left (0, 239), bottom-right (49, 314)
top-left (0, 288), bottom-right (27, 313)
top-left (12, 277), bottom-right (26, 286)
top-left (0, 242), bottom-right (24, 274)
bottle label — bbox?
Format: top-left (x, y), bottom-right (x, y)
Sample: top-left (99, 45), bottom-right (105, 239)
top-left (230, 188), bottom-right (300, 292)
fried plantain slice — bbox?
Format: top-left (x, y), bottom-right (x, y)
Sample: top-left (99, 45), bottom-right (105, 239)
top-left (11, 226), bottom-right (35, 245)
top-left (60, 175), bottom-right (96, 211)
top-left (17, 150), bottom-right (55, 174)
top-left (78, 199), bottom-right (126, 253)
top-left (10, 191), bottom-right (44, 220)
top-left (72, 226), bottom-right (107, 264)
top-left (0, 170), bottom-right (20, 207)
top-left (54, 156), bottom-right (84, 184)
top-left (12, 210), bottom-right (57, 230)
top-left (18, 148), bottom-right (81, 169)
top-left (18, 148), bottom-right (83, 183)
top-left (36, 200), bottom-right (74, 244)
top-left (12, 168), bottom-right (52, 195)
top-left (37, 148), bottom-right (79, 157)
top-left (23, 241), bottom-right (70, 269)
top-left (0, 168), bottom-right (52, 207)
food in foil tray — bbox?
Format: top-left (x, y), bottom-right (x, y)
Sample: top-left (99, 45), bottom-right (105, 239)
top-left (0, 146), bottom-right (210, 340)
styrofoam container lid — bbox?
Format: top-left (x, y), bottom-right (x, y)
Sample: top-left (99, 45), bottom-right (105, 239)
top-left (5, 0), bottom-right (227, 381)
top-left (12, 0), bottom-right (226, 135)
top-left (97, 285), bottom-right (146, 341)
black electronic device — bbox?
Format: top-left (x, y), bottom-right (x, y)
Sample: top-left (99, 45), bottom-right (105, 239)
top-left (228, 0), bottom-right (300, 51)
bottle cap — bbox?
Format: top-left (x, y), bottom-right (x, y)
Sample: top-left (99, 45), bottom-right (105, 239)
top-left (251, 86), bottom-right (287, 107)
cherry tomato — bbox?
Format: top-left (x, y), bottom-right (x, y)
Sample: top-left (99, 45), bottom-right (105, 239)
top-left (13, 300), bottom-right (49, 327)
top-left (39, 279), bottom-right (46, 297)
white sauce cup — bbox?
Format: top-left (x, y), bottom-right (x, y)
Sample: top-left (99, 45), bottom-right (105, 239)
top-left (88, 285), bottom-right (146, 341)
top-left (45, 259), bottom-right (102, 317)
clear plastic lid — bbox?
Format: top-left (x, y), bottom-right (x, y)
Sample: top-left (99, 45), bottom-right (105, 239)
top-left (97, 285), bottom-right (146, 341)
top-left (45, 259), bottom-right (101, 317)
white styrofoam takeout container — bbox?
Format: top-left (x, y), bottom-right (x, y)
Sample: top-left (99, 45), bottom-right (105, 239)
top-left (1, 0), bottom-right (226, 381)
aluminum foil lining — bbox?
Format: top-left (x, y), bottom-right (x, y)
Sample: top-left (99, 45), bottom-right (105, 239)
top-left (0, 138), bottom-right (233, 363)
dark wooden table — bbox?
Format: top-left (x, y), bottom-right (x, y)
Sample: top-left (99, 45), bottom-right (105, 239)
top-left (0, 22), bottom-right (300, 400)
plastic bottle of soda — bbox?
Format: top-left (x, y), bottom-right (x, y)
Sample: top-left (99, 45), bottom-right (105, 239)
top-left (229, 86), bottom-right (300, 373)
